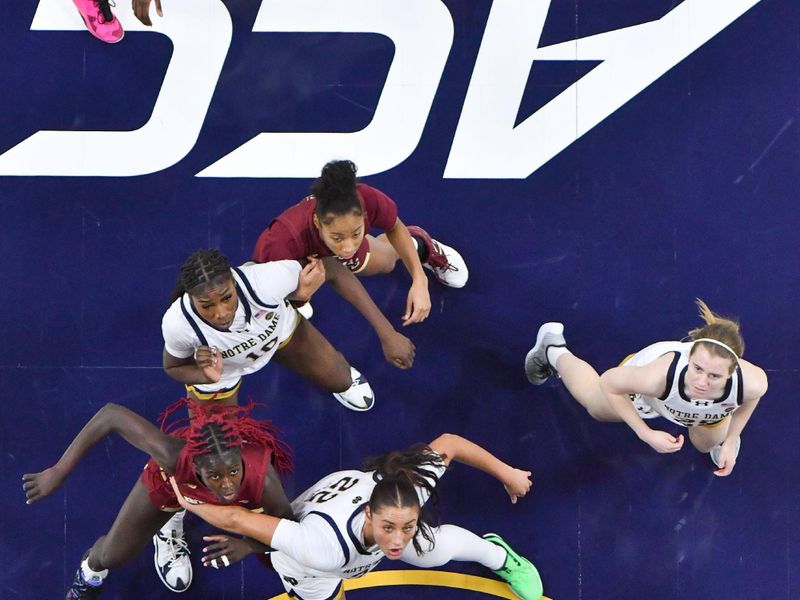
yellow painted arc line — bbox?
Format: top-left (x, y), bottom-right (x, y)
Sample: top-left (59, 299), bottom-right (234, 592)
top-left (265, 569), bottom-right (553, 599)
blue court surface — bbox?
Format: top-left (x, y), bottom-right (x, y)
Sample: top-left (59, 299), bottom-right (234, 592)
top-left (1, 1), bottom-right (799, 598)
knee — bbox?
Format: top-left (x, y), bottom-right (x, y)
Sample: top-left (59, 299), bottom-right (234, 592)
top-left (362, 258), bottom-right (396, 275)
top-left (687, 426), bottom-right (723, 453)
top-left (688, 435), bottom-right (716, 453)
top-left (585, 406), bottom-right (618, 423)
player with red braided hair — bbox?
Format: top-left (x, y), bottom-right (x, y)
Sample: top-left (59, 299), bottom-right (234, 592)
top-left (22, 399), bottom-right (294, 599)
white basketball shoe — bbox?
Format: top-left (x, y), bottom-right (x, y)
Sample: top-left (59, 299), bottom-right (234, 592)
top-left (153, 510), bottom-right (192, 593)
top-left (333, 366), bottom-right (375, 411)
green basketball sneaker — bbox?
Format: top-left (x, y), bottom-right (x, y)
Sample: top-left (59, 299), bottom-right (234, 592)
top-left (483, 533), bottom-right (543, 600)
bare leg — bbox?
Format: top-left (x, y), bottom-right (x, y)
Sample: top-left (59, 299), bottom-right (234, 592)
top-left (86, 480), bottom-right (172, 571)
top-left (273, 318), bottom-right (353, 393)
top-left (687, 420), bottom-right (730, 453)
top-left (555, 354), bottom-right (623, 423)
top-left (356, 234), bottom-right (399, 276)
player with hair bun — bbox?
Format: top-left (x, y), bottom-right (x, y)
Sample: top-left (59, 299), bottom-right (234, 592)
top-left (171, 432), bottom-right (543, 600)
top-left (22, 398), bottom-right (294, 598)
top-left (525, 299), bottom-right (768, 476)
top-left (252, 159), bottom-right (469, 369)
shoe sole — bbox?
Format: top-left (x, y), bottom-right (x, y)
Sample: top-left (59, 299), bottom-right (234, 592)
top-left (524, 322), bottom-right (564, 384)
top-left (332, 390), bottom-right (375, 411)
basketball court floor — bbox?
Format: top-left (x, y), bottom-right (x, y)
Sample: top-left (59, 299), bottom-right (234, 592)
top-left (1, 1), bottom-right (798, 598)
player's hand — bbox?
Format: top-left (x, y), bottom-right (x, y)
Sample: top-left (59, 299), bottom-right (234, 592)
top-left (132, 0), bottom-right (163, 26)
top-left (194, 346), bottom-right (222, 383)
top-left (641, 430), bottom-right (684, 453)
top-left (713, 440), bottom-right (738, 477)
top-left (380, 330), bottom-right (416, 369)
top-left (502, 468), bottom-right (533, 504)
top-left (22, 466), bottom-right (65, 504)
top-left (402, 279), bottom-right (431, 326)
top-left (201, 535), bottom-right (254, 568)
top-left (294, 256), bottom-right (326, 302)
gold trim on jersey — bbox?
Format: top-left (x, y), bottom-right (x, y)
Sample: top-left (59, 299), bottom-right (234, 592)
top-left (185, 380), bottom-right (241, 401)
top-left (277, 306), bottom-right (302, 348)
top-left (351, 251), bottom-right (371, 274)
top-left (699, 415), bottom-right (730, 429)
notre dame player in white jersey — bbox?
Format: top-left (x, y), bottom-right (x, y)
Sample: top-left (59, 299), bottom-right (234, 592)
top-left (169, 433), bottom-right (544, 600)
top-left (525, 299), bottom-right (768, 477)
top-left (154, 248), bottom-right (375, 594)
top-left (161, 248), bottom-right (374, 411)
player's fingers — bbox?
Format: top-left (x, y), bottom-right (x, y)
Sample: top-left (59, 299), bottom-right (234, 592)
top-left (203, 535), bottom-right (229, 543)
top-left (202, 548), bottom-right (228, 562)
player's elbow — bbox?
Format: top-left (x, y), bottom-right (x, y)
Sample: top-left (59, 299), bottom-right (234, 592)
top-left (429, 433), bottom-right (462, 458)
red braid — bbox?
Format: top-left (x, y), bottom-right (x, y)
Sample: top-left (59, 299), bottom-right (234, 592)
top-left (158, 397), bottom-right (293, 477)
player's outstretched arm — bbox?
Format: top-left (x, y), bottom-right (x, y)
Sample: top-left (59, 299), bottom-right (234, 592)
top-left (23, 403), bottom-right (181, 504)
top-left (170, 477), bottom-right (282, 545)
top-left (323, 256), bottom-right (416, 369)
top-left (385, 218), bottom-right (431, 326)
top-left (428, 433), bottom-right (532, 503)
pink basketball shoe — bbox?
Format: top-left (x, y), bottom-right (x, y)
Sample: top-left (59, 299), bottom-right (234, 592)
top-left (72, 0), bottom-right (124, 43)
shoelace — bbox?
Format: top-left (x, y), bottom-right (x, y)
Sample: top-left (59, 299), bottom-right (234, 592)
top-left (499, 551), bottom-right (524, 574)
top-left (427, 242), bottom-right (452, 271)
top-left (96, 0), bottom-right (115, 22)
top-left (161, 532), bottom-right (191, 568)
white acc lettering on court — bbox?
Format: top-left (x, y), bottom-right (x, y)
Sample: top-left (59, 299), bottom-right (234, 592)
top-left (0, 0), bottom-right (763, 178)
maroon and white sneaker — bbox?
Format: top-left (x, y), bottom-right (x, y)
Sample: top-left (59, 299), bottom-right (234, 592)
top-left (406, 225), bottom-right (469, 288)
top-left (72, 0), bottom-right (124, 44)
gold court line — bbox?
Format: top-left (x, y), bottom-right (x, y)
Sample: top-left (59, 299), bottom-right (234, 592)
top-left (266, 569), bottom-right (552, 599)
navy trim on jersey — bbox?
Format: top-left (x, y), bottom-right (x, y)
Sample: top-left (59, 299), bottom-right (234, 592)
top-left (180, 296), bottom-right (209, 347)
top-left (347, 503), bottom-right (375, 556)
top-left (735, 366), bottom-right (744, 405)
top-left (658, 352), bottom-right (681, 400)
top-left (233, 279), bottom-right (252, 325)
top-left (306, 511), bottom-right (350, 565)
top-left (232, 265), bottom-right (280, 310)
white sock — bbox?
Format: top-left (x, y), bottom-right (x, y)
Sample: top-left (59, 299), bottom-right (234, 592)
top-left (399, 525), bottom-right (506, 570)
top-left (411, 237), bottom-right (419, 251)
top-left (161, 510), bottom-right (186, 534)
top-left (546, 346), bottom-right (571, 370)
top-left (81, 559), bottom-right (108, 586)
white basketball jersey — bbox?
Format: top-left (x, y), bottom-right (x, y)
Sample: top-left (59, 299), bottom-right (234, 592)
top-left (161, 261), bottom-right (301, 392)
top-left (625, 341), bottom-right (743, 427)
top-left (271, 460), bottom-right (446, 582)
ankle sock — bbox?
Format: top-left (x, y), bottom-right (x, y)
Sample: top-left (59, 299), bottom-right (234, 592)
top-left (546, 346), bottom-right (571, 370)
top-left (81, 559), bottom-right (108, 586)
